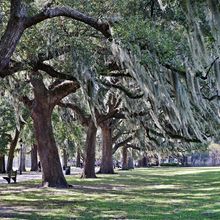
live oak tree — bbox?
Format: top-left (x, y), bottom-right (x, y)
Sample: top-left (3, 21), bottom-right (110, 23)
top-left (0, 94), bottom-right (27, 173)
top-left (59, 78), bottom-right (143, 176)
top-left (110, 0), bottom-right (219, 147)
top-left (22, 72), bottom-right (79, 187)
top-left (59, 90), bottom-right (115, 178)
top-left (0, 0), bottom-right (219, 187)
top-left (0, 0), bottom-right (111, 187)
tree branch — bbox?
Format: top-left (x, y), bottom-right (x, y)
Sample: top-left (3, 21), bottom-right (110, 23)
top-left (124, 143), bottom-right (141, 151)
top-left (102, 80), bottom-right (144, 99)
top-left (163, 63), bottom-right (186, 77)
top-left (36, 62), bottom-right (77, 81)
top-left (25, 6), bottom-right (111, 38)
top-left (163, 126), bottom-right (202, 143)
top-left (58, 102), bottom-right (90, 126)
top-left (20, 96), bottom-right (33, 110)
top-left (113, 136), bottom-right (133, 154)
top-left (36, 45), bottom-right (71, 63)
top-left (114, 111), bottom-right (148, 119)
top-left (196, 57), bottom-right (219, 80)
top-left (141, 120), bottom-right (201, 143)
top-left (203, 91), bottom-right (220, 101)
top-left (0, 1), bottom-right (26, 75)
top-left (0, 4), bottom-right (111, 77)
top-left (164, 57), bottom-right (220, 80)
top-left (50, 81), bottom-right (80, 104)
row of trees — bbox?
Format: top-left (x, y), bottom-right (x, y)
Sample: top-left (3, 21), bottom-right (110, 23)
top-left (0, 0), bottom-right (219, 187)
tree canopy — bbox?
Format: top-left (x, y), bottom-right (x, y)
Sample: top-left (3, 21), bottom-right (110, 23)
top-left (0, 0), bottom-right (219, 187)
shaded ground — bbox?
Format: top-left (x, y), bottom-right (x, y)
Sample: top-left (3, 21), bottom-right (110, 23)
top-left (0, 167), bottom-right (83, 184)
top-left (0, 167), bottom-right (220, 219)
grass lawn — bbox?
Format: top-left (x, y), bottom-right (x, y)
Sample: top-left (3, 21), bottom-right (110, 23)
top-left (1, 167), bottom-right (220, 219)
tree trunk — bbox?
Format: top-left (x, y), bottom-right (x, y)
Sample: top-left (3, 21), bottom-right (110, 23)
top-left (142, 156), bottom-right (148, 167)
top-left (31, 144), bottom-right (38, 171)
top-left (156, 153), bottom-right (161, 166)
top-left (32, 106), bottom-right (68, 188)
top-left (128, 156), bottom-right (134, 169)
top-left (0, 4), bottom-right (26, 75)
top-left (63, 148), bottom-right (68, 169)
top-left (19, 144), bottom-right (26, 172)
top-left (0, 155), bottom-right (6, 173)
top-left (76, 147), bottom-right (81, 167)
top-left (81, 120), bottom-right (97, 178)
top-left (7, 128), bottom-right (21, 172)
top-left (182, 155), bottom-right (188, 166)
top-left (99, 121), bottom-right (114, 174)
top-left (23, 72), bottom-right (79, 187)
top-left (137, 159), bottom-right (142, 167)
top-left (122, 146), bottom-right (128, 170)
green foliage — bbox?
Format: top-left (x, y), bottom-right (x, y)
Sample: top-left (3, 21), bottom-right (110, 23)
top-left (114, 0), bottom-right (188, 64)
top-left (52, 107), bottom-right (85, 156)
top-left (0, 98), bottom-right (16, 155)
top-left (0, 0), bottom-right (218, 157)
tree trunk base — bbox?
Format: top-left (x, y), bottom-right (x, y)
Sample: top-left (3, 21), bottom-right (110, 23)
top-left (80, 173), bottom-right (97, 179)
top-left (121, 168), bottom-right (129, 170)
top-left (97, 169), bottom-right (115, 174)
top-left (41, 181), bottom-right (69, 188)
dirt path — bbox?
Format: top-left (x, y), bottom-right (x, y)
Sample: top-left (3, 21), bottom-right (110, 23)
top-left (0, 167), bottom-right (83, 184)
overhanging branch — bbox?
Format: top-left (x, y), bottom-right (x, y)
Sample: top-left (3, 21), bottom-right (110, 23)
top-left (58, 102), bottom-right (90, 126)
top-left (25, 6), bottom-right (111, 38)
top-left (102, 80), bottom-right (144, 99)
top-left (35, 62), bottom-right (78, 81)
top-left (113, 136), bottom-right (133, 154)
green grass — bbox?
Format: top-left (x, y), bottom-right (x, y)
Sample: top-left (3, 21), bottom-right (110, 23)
top-left (1, 167), bottom-right (220, 219)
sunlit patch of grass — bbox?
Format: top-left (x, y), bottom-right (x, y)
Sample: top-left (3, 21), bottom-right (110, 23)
top-left (1, 167), bottom-right (220, 219)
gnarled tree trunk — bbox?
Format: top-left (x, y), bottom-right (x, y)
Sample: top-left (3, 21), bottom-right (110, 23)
top-left (99, 120), bottom-right (114, 174)
top-left (22, 72), bottom-right (79, 187)
top-left (32, 104), bottom-right (68, 187)
top-left (31, 144), bottom-right (38, 171)
top-left (81, 120), bottom-right (97, 178)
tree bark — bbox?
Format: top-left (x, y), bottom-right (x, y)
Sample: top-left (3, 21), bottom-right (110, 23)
top-left (31, 144), bottom-right (38, 171)
top-left (22, 72), bottom-right (80, 187)
top-left (156, 153), bottom-right (161, 166)
top-left (7, 128), bottom-right (22, 172)
top-left (32, 105), bottom-right (68, 187)
top-left (81, 120), bottom-right (97, 178)
top-left (182, 155), bottom-right (188, 166)
top-left (19, 144), bottom-right (26, 172)
top-left (99, 121), bottom-right (114, 174)
top-left (127, 156), bottom-right (134, 169)
top-left (0, 1), bottom-right (26, 74)
top-left (76, 147), bottom-right (81, 168)
top-left (0, 155), bottom-right (6, 173)
top-left (122, 146), bottom-right (128, 170)
top-left (142, 155), bottom-right (148, 167)
top-left (62, 148), bottom-right (68, 169)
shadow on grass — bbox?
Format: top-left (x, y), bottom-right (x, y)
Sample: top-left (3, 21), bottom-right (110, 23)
top-left (1, 167), bottom-right (220, 219)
